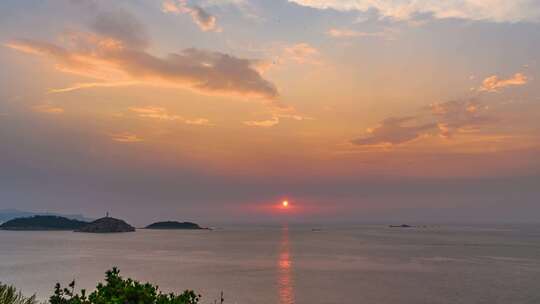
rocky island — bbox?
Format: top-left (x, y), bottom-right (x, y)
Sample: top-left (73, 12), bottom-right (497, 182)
top-left (0, 215), bottom-right (88, 231)
top-left (145, 221), bottom-right (206, 230)
top-left (76, 217), bottom-right (135, 233)
top-left (389, 224), bottom-right (414, 228)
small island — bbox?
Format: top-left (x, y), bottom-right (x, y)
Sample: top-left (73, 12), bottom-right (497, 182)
top-left (0, 215), bottom-right (89, 231)
top-left (389, 224), bottom-right (414, 228)
top-left (76, 217), bottom-right (135, 233)
top-left (145, 221), bottom-right (206, 230)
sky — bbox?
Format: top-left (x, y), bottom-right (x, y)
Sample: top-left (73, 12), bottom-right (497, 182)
top-left (0, 0), bottom-right (539, 225)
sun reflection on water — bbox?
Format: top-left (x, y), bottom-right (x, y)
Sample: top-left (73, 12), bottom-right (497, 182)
top-left (278, 225), bottom-right (294, 304)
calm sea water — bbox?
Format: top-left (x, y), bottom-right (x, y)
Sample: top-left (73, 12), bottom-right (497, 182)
top-left (1, 224), bottom-right (540, 304)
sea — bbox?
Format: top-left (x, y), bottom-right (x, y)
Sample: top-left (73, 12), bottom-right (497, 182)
top-left (1, 224), bottom-right (540, 304)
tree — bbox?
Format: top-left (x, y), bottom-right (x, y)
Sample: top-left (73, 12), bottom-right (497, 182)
top-left (49, 268), bottom-right (200, 304)
top-left (0, 282), bottom-right (37, 304)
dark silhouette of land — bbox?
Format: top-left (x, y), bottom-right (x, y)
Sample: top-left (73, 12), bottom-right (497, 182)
top-left (389, 224), bottom-right (414, 228)
top-left (76, 217), bottom-right (135, 233)
top-left (0, 209), bottom-right (92, 224)
top-left (0, 215), bottom-right (88, 231)
top-left (0, 214), bottom-right (208, 233)
top-left (145, 221), bottom-right (206, 230)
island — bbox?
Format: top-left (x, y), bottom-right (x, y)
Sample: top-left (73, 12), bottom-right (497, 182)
top-left (145, 221), bottom-right (206, 230)
top-left (76, 217), bottom-right (135, 233)
top-left (0, 209), bottom-right (92, 223)
top-left (389, 224), bottom-right (414, 228)
top-left (0, 215), bottom-right (89, 231)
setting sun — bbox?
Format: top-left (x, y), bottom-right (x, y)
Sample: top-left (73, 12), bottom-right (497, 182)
top-left (282, 200), bottom-right (289, 208)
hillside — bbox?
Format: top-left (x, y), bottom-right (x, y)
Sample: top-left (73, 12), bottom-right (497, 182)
top-left (0, 209), bottom-right (92, 224)
top-left (76, 217), bottom-right (135, 233)
top-left (145, 221), bottom-right (205, 230)
top-left (0, 215), bottom-right (88, 231)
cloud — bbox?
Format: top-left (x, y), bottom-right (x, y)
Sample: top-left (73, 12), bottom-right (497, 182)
top-left (185, 118), bottom-right (212, 125)
top-left (32, 104), bottom-right (65, 114)
top-left (130, 106), bottom-right (184, 121)
top-left (244, 116), bottom-right (280, 127)
top-left (256, 43), bottom-right (321, 70)
top-left (352, 117), bottom-right (436, 146)
top-left (162, 0), bottom-right (184, 13)
top-left (352, 100), bottom-right (495, 146)
top-left (129, 106), bottom-right (213, 125)
top-left (6, 30), bottom-right (278, 99)
top-left (288, 0), bottom-right (540, 23)
top-left (429, 100), bottom-right (494, 138)
top-left (189, 6), bottom-right (221, 32)
top-left (243, 109), bottom-right (312, 128)
top-left (230, 42), bottom-right (323, 73)
top-left (181, 0), bottom-right (261, 22)
top-left (110, 133), bottom-right (144, 143)
top-left (327, 28), bottom-right (397, 40)
top-left (479, 73), bottom-right (528, 92)
top-left (48, 81), bottom-right (139, 94)
top-left (92, 10), bottom-right (150, 49)
top-left (162, 0), bottom-right (222, 32)
top-left (282, 43), bottom-right (320, 64)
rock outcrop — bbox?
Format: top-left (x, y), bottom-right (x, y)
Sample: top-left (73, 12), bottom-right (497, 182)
top-left (77, 217), bottom-right (135, 233)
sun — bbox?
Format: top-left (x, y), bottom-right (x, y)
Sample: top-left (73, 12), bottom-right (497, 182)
top-left (282, 200), bottom-right (289, 208)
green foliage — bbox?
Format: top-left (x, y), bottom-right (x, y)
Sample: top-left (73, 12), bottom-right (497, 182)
top-left (49, 268), bottom-right (200, 304)
top-left (0, 282), bottom-right (37, 304)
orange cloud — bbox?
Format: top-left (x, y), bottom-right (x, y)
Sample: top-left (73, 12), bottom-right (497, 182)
top-left (352, 100), bottom-right (496, 146)
top-left (283, 43), bottom-right (320, 64)
top-left (289, 0), bottom-right (539, 23)
top-left (48, 81), bottom-right (139, 94)
top-left (327, 28), bottom-right (397, 40)
top-left (185, 118), bottom-right (212, 126)
top-left (479, 73), bottom-right (528, 92)
top-left (6, 35), bottom-right (278, 99)
top-left (246, 42), bottom-right (323, 73)
top-left (110, 133), bottom-right (143, 143)
top-left (352, 117), bottom-right (436, 146)
top-left (162, 0), bottom-right (222, 32)
top-left (429, 100), bottom-right (494, 138)
top-left (130, 106), bottom-right (184, 121)
top-left (244, 116), bottom-right (280, 128)
top-left (129, 106), bottom-right (213, 126)
top-left (32, 104), bottom-right (65, 114)
top-left (243, 106), bottom-right (312, 128)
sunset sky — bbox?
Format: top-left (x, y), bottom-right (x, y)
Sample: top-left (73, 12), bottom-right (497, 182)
top-left (1, 0), bottom-right (539, 224)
